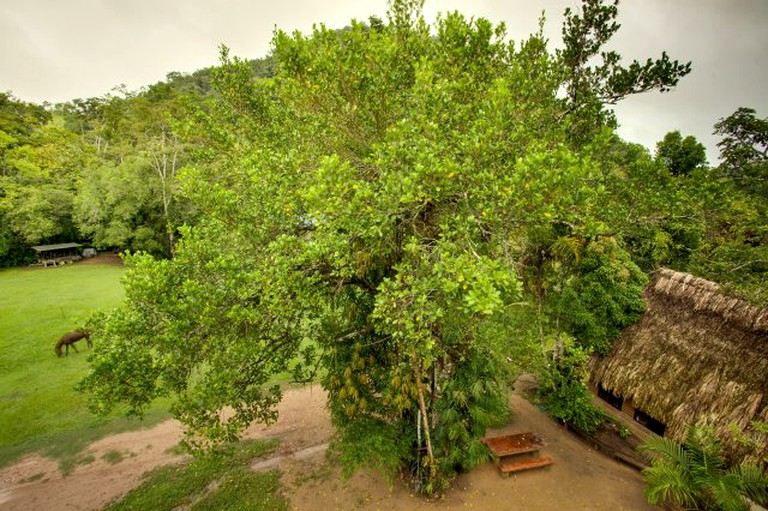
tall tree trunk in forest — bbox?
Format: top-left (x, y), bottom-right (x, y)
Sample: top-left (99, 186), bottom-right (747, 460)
top-left (150, 130), bottom-right (178, 257)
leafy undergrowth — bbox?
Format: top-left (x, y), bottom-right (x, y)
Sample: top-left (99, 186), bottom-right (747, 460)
top-left (106, 439), bottom-right (287, 511)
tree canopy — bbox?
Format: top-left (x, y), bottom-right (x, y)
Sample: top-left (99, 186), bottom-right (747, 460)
top-left (77, 0), bottom-right (692, 494)
top-left (655, 130), bottom-right (707, 176)
top-left (3, 0), bottom-right (762, 498)
top-left (0, 58), bottom-right (274, 266)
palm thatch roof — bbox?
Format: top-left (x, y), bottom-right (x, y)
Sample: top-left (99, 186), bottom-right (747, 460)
top-left (590, 268), bottom-right (767, 461)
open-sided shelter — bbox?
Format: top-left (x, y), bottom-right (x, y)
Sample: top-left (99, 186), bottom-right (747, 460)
top-left (31, 242), bottom-right (83, 266)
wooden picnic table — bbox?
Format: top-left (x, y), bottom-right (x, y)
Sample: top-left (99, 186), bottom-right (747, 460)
top-left (482, 432), bottom-right (545, 456)
top-left (482, 432), bottom-right (553, 475)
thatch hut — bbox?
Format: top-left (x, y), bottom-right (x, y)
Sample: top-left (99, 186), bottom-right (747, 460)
top-left (590, 268), bottom-right (768, 462)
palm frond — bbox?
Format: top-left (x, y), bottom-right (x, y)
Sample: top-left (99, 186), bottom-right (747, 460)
top-left (639, 425), bottom-right (768, 511)
top-left (551, 235), bottom-right (584, 264)
top-left (706, 472), bottom-right (749, 511)
top-left (686, 426), bottom-right (725, 477)
top-left (642, 464), bottom-right (699, 508)
top-left (638, 433), bottom-right (691, 467)
top-left (734, 464), bottom-right (768, 506)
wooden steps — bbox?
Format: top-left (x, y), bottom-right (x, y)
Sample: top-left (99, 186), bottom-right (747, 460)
top-left (500, 455), bottom-right (554, 474)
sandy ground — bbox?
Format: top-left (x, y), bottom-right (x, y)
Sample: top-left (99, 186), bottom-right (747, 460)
top-left (0, 382), bottom-right (654, 511)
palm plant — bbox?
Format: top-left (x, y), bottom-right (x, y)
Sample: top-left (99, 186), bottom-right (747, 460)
top-left (638, 425), bottom-right (768, 511)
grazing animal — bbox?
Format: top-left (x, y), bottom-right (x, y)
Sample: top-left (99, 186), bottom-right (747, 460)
top-left (54, 329), bottom-right (92, 357)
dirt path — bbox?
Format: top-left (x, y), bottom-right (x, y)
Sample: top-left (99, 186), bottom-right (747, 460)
top-left (282, 389), bottom-right (655, 511)
top-left (0, 385), bottom-right (655, 511)
top-left (75, 253), bottom-right (124, 266)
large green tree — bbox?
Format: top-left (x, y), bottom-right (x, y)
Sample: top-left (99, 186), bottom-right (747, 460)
top-left (0, 116), bottom-right (93, 245)
top-left (81, 0), bottom-right (687, 494)
top-left (681, 107), bottom-right (768, 303)
top-left (655, 130), bottom-right (707, 177)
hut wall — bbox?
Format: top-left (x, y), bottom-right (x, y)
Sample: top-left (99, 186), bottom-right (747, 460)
top-left (622, 399), bottom-right (638, 422)
top-left (590, 383), bottom-right (658, 436)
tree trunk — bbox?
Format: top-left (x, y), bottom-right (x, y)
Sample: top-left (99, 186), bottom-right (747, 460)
top-left (411, 352), bottom-right (436, 477)
top-left (150, 130), bottom-right (179, 258)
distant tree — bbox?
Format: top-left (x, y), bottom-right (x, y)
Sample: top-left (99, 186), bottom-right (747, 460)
top-left (63, 83), bottom-right (199, 256)
top-left (0, 92), bottom-right (50, 146)
top-left (655, 130), bottom-right (707, 176)
top-left (0, 116), bottom-right (93, 244)
top-left (714, 107), bottom-right (768, 197)
top-left (74, 156), bottom-right (166, 254)
top-left (131, 95), bottom-right (188, 256)
top-left (0, 93), bottom-right (52, 265)
top-left (682, 107), bottom-right (768, 304)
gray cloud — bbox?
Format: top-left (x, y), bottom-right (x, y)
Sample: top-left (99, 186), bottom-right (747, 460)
top-left (1, 0), bottom-right (765, 161)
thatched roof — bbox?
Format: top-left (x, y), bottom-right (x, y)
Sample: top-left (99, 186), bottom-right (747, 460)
top-left (591, 268), bottom-right (767, 461)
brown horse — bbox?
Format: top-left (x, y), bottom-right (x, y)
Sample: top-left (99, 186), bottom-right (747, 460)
top-left (54, 329), bottom-right (92, 357)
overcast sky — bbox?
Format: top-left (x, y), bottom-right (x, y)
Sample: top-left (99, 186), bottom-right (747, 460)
top-left (1, 0), bottom-right (767, 162)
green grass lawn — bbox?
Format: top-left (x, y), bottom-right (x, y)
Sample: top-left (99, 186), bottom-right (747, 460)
top-left (0, 261), bottom-right (172, 468)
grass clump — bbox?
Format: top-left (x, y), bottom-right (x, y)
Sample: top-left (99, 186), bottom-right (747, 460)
top-left (192, 470), bottom-right (286, 511)
top-left (164, 442), bottom-right (187, 456)
top-left (101, 449), bottom-right (126, 465)
top-left (106, 439), bottom-right (286, 511)
top-left (18, 472), bottom-right (45, 483)
top-left (60, 453), bottom-right (95, 477)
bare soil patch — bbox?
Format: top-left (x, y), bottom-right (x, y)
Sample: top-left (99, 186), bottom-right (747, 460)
top-left (75, 253), bottom-right (124, 266)
top-left (282, 390), bottom-right (654, 511)
top-left (0, 383), bottom-right (654, 511)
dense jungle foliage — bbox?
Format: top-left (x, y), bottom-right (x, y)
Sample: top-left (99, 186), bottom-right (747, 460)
top-left (2, 0), bottom-right (766, 496)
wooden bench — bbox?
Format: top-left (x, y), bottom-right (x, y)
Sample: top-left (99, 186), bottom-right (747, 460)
top-left (41, 256), bottom-right (79, 267)
top-left (500, 455), bottom-right (554, 474)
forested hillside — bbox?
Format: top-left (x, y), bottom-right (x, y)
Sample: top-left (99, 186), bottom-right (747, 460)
top-left (0, 58), bottom-right (274, 263)
top-left (1, 38), bottom-right (764, 302)
top-left (2, 0), bottom-right (766, 498)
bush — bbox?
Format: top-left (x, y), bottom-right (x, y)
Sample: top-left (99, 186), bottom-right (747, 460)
top-left (538, 338), bottom-right (608, 434)
top-left (541, 371), bottom-right (607, 434)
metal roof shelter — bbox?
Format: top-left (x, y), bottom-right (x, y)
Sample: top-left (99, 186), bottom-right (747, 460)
top-left (31, 243), bottom-right (83, 253)
top-left (31, 243), bottom-right (84, 267)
